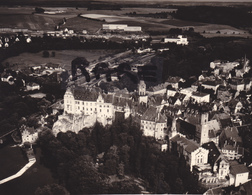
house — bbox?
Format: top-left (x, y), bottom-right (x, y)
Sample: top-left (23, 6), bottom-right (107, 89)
top-left (202, 80), bottom-right (221, 94)
top-left (229, 160), bottom-right (250, 187)
top-left (140, 106), bottom-right (167, 140)
top-left (167, 96), bottom-right (181, 106)
top-left (147, 83), bottom-right (168, 95)
top-left (26, 82), bottom-right (40, 91)
top-left (170, 134), bottom-right (209, 171)
top-left (202, 142), bottom-right (230, 180)
top-left (219, 127), bottom-right (244, 160)
top-left (167, 88), bottom-right (177, 97)
top-left (217, 86), bottom-right (232, 102)
top-left (164, 35), bottom-right (189, 45)
top-left (228, 99), bottom-right (243, 114)
top-left (20, 125), bottom-right (38, 144)
top-left (165, 76), bottom-right (185, 89)
top-left (102, 24), bottom-right (128, 31)
top-left (229, 79), bottom-right (245, 92)
top-left (238, 180), bottom-right (252, 195)
top-left (1, 74), bottom-right (14, 85)
top-left (191, 92), bottom-right (210, 103)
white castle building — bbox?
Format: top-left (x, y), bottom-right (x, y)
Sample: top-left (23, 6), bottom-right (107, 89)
top-left (63, 87), bottom-right (132, 126)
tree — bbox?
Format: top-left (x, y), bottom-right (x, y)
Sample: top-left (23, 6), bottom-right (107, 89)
top-left (35, 184), bottom-right (70, 195)
top-left (35, 7), bottom-right (45, 13)
top-left (109, 180), bottom-right (141, 194)
top-left (42, 51), bottom-right (50, 58)
top-left (66, 155), bottom-right (105, 194)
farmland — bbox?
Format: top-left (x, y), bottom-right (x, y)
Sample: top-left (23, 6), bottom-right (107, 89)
top-left (0, 6), bottom-right (250, 38)
top-left (3, 50), bottom-right (120, 71)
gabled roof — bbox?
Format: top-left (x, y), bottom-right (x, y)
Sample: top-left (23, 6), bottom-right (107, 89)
top-left (156, 114), bottom-right (166, 123)
top-left (239, 180), bottom-right (252, 194)
top-left (166, 76), bottom-right (183, 83)
top-left (22, 126), bottom-right (36, 134)
top-left (230, 161), bottom-right (249, 175)
top-left (174, 93), bottom-right (186, 101)
top-left (171, 135), bottom-right (199, 154)
top-left (149, 95), bottom-right (163, 106)
top-left (112, 96), bottom-right (132, 108)
top-left (202, 141), bottom-right (220, 166)
top-left (202, 80), bottom-right (220, 86)
top-left (27, 82), bottom-right (39, 87)
top-left (73, 87), bottom-right (100, 101)
top-left (223, 127), bottom-right (242, 143)
top-left (168, 96), bottom-right (179, 105)
top-left (192, 91), bottom-right (209, 97)
top-left (141, 106), bottom-right (157, 122)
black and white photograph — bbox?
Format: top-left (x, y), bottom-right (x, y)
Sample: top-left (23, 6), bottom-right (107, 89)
top-left (0, 0), bottom-right (252, 194)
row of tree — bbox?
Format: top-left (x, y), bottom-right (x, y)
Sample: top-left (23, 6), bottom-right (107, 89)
top-left (38, 119), bottom-right (205, 194)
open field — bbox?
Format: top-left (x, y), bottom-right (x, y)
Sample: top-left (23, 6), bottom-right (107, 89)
top-left (0, 6), bottom-right (250, 38)
top-left (0, 146), bottom-right (27, 180)
top-left (0, 148), bottom-right (55, 195)
top-left (3, 50), bottom-right (119, 71)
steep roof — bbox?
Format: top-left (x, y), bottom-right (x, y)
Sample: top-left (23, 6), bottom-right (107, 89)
top-left (202, 141), bottom-right (220, 166)
top-left (171, 135), bottom-right (199, 154)
top-left (223, 127), bottom-right (242, 143)
top-left (192, 91), bottom-right (209, 97)
top-left (168, 96), bottom-right (179, 105)
top-left (230, 161), bottom-right (249, 175)
top-left (239, 180), bottom-right (252, 195)
top-left (73, 87), bottom-right (99, 101)
top-left (202, 80), bottom-right (220, 86)
top-left (156, 114), bottom-right (166, 123)
top-left (141, 106), bottom-right (157, 122)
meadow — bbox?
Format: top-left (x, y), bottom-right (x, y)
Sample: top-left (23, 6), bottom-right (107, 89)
top-left (0, 6), bottom-right (249, 38)
top-left (3, 50), bottom-right (118, 71)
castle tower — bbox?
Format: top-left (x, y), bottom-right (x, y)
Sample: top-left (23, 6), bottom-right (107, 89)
top-left (200, 112), bottom-right (209, 125)
top-left (138, 80), bottom-right (146, 96)
top-left (170, 117), bottom-right (177, 138)
top-left (64, 88), bottom-right (75, 114)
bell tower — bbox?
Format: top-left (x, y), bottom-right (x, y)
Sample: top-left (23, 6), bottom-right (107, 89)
top-left (138, 80), bottom-right (146, 96)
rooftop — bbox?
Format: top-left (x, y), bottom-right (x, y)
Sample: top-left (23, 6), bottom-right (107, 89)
top-left (170, 134), bottom-right (199, 154)
top-left (230, 161), bottom-right (249, 175)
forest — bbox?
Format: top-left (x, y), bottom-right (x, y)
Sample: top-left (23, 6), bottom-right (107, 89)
top-left (37, 119), bottom-right (205, 194)
top-left (173, 6), bottom-right (252, 28)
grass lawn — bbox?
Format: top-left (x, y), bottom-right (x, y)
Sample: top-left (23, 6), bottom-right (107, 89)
top-left (0, 147), bottom-right (56, 195)
top-left (3, 49), bottom-right (118, 72)
top-left (0, 146), bottom-right (28, 180)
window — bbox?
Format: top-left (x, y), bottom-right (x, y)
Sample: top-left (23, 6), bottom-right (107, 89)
top-left (82, 102), bottom-right (84, 105)
top-left (91, 108), bottom-right (92, 111)
top-left (107, 109), bottom-right (109, 112)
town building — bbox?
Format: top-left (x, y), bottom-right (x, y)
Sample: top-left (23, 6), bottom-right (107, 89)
top-left (20, 125), bottom-right (38, 144)
top-left (63, 87), bottom-right (133, 126)
top-left (164, 35), bottom-right (189, 45)
top-left (140, 106), bottom-right (167, 140)
top-left (229, 160), bottom-right (250, 187)
top-left (26, 82), bottom-right (40, 91)
top-left (170, 134), bottom-right (209, 171)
